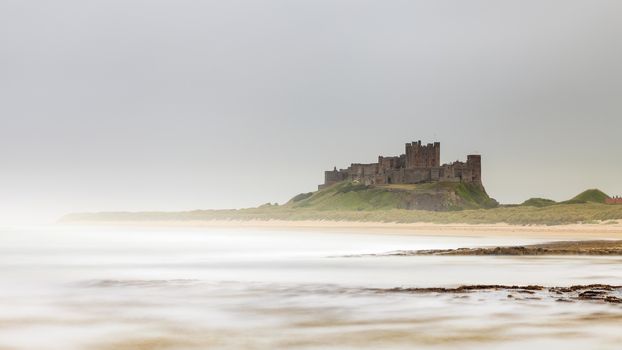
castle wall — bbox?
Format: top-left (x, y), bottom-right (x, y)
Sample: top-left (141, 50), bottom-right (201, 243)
top-left (376, 169), bottom-right (404, 184)
top-left (320, 168), bottom-right (347, 189)
top-left (349, 163), bottom-right (378, 179)
top-left (403, 168), bottom-right (432, 183)
top-left (319, 141), bottom-right (482, 189)
top-left (378, 156), bottom-right (404, 173)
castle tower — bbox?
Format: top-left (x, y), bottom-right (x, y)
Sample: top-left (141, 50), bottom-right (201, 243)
top-left (405, 141), bottom-right (440, 168)
top-left (466, 155), bottom-right (482, 185)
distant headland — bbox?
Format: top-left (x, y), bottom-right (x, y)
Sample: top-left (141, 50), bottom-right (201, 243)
top-left (61, 139), bottom-right (622, 226)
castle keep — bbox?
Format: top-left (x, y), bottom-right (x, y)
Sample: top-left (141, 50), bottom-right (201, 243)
top-left (319, 141), bottom-right (482, 190)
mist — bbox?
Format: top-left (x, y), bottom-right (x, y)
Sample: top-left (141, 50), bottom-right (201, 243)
top-left (2, 0), bottom-right (622, 224)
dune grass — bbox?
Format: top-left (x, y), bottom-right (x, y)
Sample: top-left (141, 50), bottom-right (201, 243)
top-left (62, 202), bottom-right (622, 226)
top-left (562, 189), bottom-right (610, 204)
top-left (521, 198), bottom-right (557, 207)
top-left (60, 183), bottom-right (622, 226)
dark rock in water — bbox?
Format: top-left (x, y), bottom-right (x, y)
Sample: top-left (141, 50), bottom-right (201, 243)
top-left (604, 296), bottom-right (622, 304)
top-left (376, 240), bottom-right (622, 256)
top-left (368, 284), bottom-right (622, 305)
top-left (578, 290), bottom-right (607, 299)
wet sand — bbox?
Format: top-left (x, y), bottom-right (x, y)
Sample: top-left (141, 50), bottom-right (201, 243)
top-left (4, 226), bottom-right (622, 349)
top-left (58, 280), bottom-right (622, 350)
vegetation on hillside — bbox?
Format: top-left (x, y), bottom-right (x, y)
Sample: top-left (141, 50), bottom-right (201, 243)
top-left (60, 183), bottom-right (622, 226)
top-left (519, 189), bottom-right (610, 208)
top-left (563, 189), bottom-right (610, 204)
top-left (521, 198), bottom-right (557, 207)
top-left (62, 202), bottom-right (622, 226)
top-left (286, 181), bottom-right (497, 211)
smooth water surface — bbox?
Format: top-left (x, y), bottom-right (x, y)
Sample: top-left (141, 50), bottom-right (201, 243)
top-left (1, 226), bottom-right (621, 349)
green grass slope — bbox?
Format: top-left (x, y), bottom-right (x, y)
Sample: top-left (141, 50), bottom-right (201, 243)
top-left (61, 202), bottom-right (622, 226)
top-left (286, 181), bottom-right (498, 211)
top-left (564, 189), bottom-right (610, 204)
top-left (520, 189), bottom-right (610, 207)
top-left (60, 185), bottom-right (622, 226)
top-left (521, 198), bottom-right (557, 207)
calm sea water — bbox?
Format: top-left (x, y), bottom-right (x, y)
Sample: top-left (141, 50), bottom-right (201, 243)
top-left (1, 226), bottom-right (621, 349)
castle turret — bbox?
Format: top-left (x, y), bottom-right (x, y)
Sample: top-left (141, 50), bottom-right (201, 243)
top-left (466, 155), bottom-right (482, 185)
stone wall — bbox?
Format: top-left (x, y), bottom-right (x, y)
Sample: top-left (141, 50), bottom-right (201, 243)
top-left (320, 167), bottom-right (347, 190)
top-left (320, 140), bottom-right (483, 190)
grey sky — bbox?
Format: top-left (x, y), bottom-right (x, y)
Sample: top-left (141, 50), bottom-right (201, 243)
top-left (1, 0), bottom-right (621, 224)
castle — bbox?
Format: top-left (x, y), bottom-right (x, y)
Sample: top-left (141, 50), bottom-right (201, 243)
top-left (319, 141), bottom-right (482, 190)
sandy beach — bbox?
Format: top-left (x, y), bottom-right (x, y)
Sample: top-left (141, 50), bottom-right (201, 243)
top-left (63, 219), bottom-right (622, 240)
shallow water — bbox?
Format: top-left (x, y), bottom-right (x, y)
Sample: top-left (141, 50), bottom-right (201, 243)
top-left (1, 226), bottom-right (621, 349)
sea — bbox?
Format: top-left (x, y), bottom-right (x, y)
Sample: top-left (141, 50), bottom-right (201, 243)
top-left (0, 225), bottom-right (621, 349)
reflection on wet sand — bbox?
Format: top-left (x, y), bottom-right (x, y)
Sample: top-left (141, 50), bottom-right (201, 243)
top-left (55, 281), bottom-right (622, 349)
top-left (1, 227), bottom-right (622, 349)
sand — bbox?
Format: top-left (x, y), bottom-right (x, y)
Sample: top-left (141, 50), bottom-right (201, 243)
top-left (62, 219), bottom-right (622, 240)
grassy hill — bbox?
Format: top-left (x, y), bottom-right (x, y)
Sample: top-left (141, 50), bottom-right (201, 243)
top-left (521, 189), bottom-right (611, 208)
top-left (563, 189), bottom-right (610, 204)
top-left (60, 185), bottom-right (622, 226)
top-left (521, 198), bottom-right (557, 208)
top-left (286, 181), bottom-right (498, 211)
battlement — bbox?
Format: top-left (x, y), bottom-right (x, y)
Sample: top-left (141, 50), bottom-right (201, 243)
top-left (319, 140), bottom-right (482, 190)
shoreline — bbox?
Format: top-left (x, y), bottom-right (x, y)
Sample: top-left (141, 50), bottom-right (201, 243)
top-left (355, 240), bottom-right (622, 257)
top-left (60, 219), bottom-right (622, 240)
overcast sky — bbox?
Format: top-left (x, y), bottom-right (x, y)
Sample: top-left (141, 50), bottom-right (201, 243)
top-left (1, 0), bottom-right (622, 224)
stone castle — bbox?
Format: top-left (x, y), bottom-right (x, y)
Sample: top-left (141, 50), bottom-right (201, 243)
top-left (319, 141), bottom-right (482, 190)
